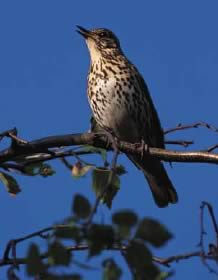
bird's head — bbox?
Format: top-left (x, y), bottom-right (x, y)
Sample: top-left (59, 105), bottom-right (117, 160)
top-left (76, 26), bottom-right (122, 62)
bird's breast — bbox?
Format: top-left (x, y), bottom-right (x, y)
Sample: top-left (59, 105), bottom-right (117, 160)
top-left (87, 71), bottom-right (140, 142)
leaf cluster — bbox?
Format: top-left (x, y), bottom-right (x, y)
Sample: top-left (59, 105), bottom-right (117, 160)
top-left (24, 194), bottom-right (172, 280)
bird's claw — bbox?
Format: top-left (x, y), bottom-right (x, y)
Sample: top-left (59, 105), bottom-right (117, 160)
top-left (95, 130), bottom-right (119, 152)
top-left (139, 139), bottom-right (149, 159)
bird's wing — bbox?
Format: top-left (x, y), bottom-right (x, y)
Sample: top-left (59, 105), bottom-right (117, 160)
top-left (132, 65), bottom-right (165, 149)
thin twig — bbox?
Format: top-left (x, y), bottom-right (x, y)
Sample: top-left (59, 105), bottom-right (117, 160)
top-left (164, 121), bottom-right (218, 135)
top-left (153, 251), bottom-right (217, 266)
top-left (205, 144), bottom-right (218, 153)
top-left (60, 157), bottom-right (73, 170)
top-left (22, 149), bottom-right (97, 166)
top-left (8, 132), bottom-right (28, 145)
top-left (3, 225), bottom-right (70, 261)
top-left (199, 202), bottom-right (206, 252)
top-left (165, 140), bottom-right (194, 147)
top-left (198, 202), bottom-right (218, 274)
top-left (201, 202), bottom-right (218, 250)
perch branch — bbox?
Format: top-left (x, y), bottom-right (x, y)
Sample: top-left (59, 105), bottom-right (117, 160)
top-left (1, 131), bottom-right (218, 166)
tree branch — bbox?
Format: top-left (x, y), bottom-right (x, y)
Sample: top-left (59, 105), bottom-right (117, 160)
top-left (1, 244), bottom-right (217, 268)
top-left (1, 124), bottom-right (218, 278)
top-left (1, 130), bottom-right (218, 167)
top-left (153, 251), bottom-right (217, 266)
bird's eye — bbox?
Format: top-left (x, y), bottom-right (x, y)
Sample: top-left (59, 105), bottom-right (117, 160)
top-left (99, 32), bottom-right (106, 37)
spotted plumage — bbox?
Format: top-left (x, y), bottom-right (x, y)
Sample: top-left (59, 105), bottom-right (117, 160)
top-left (77, 26), bottom-right (178, 207)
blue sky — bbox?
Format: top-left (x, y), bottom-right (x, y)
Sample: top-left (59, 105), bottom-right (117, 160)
top-left (1, 0), bottom-right (218, 279)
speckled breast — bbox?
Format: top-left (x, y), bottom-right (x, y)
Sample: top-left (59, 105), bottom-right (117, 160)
top-left (87, 65), bottom-right (141, 142)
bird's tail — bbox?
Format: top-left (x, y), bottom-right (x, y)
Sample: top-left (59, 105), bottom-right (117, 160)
top-left (127, 154), bottom-right (178, 207)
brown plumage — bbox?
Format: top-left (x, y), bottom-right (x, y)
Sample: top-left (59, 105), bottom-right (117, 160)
top-left (77, 26), bottom-right (178, 207)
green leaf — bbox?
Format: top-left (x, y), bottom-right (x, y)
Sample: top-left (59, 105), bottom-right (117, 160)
top-left (23, 163), bottom-right (40, 176)
top-left (48, 241), bottom-right (71, 266)
top-left (72, 162), bottom-right (93, 178)
top-left (26, 243), bottom-right (46, 276)
top-left (24, 163), bottom-right (55, 177)
top-left (112, 210), bottom-right (138, 228)
top-left (155, 271), bottom-right (174, 280)
top-left (72, 194), bottom-right (91, 219)
top-left (0, 172), bottom-right (21, 195)
top-left (125, 240), bottom-right (152, 267)
top-left (102, 258), bottom-right (122, 280)
top-left (124, 240), bottom-right (159, 280)
top-left (112, 210), bottom-right (138, 239)
top-left (87, 224), bottom-right (114, 257)
top-left (54, 225), bottom-right (82, 243)
top-left (82, 145), bottom-right (107, 163)
top-left (39, 163), bottom-right (55, 177)
top-left (136, 218), bottom-right (172, 247)
top-left (92, 168), bottom-right (120, 208)
top-left (114, 165), bottom-right (127, 176)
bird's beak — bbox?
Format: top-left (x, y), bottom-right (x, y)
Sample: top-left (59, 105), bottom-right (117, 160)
top-left (76, 25), bottom-right (92, 39)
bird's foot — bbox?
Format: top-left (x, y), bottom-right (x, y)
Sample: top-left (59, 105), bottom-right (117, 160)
top-left (139, 139), bottom-right (149, 159)
top-left (95, 129), bottom-right (119, 152)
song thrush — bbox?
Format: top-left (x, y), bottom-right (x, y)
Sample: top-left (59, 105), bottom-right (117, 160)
top-left (77, 26), bottom-right (178, 207)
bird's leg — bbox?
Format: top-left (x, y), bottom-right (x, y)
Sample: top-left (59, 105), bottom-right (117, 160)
top-left (95, 129), bottom-right (119, 152)
top-left (89, 116), bottom-right (103, 133)
top-left (89, 117), bottom-right (118, 149)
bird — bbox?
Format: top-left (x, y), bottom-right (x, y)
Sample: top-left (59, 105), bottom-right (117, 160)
top-left (76, 26), bottom-right (178, 207)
